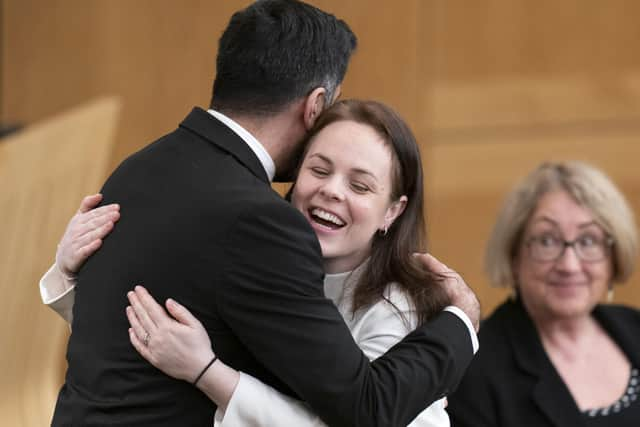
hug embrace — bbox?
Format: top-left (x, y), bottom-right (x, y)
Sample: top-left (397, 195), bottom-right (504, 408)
top-left (40, 1), bottom-right (480, 426)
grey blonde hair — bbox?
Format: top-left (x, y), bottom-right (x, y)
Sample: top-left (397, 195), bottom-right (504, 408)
top-left (486, 161), bottom-right (638, 287)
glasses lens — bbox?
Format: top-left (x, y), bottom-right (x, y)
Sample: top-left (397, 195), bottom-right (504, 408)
top-left (529, 236), bottom-right (562, 261)
top-left (575, 236), bottom-right (607, 261)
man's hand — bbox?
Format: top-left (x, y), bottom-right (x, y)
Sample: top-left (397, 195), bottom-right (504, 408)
top-left (415, 253), bottom-right (481, 331)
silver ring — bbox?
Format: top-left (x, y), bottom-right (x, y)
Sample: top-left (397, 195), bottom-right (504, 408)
top-left (143, 332), bottom-right (150, 346)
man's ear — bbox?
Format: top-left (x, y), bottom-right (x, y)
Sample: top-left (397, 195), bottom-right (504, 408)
top-left (303, 87), bottom-right (326, 130)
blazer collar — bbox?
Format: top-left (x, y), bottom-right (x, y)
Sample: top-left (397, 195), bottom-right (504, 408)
top-left (179, 107), bottom-right (269, 184)
top-left (505, 299), bottom-right (587, 427)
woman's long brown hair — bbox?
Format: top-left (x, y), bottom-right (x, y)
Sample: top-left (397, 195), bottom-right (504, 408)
top-left (299, 99), bottom-right (450, 325)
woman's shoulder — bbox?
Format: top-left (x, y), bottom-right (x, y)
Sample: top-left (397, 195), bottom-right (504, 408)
top-left (346, 283), bottom-right (416, 331)
top-left (597, 303), bottom-right (640, 317)
top-left (475, 298), bottom-right (531, 349)
top-left (381, 282), bottom-right (415, 313)
top-left (594, 303), bottom-right (640, 336)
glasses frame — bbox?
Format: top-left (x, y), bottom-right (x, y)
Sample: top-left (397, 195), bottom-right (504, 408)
top-left (525, 234), bottom-right (614, 263)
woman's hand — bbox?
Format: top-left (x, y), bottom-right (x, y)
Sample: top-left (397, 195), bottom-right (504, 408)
top-left (56, 193), bottom-right (120, 278)
top-left (126, 287), bottom-right (240, 410)
top-left (126, 286), bottom-right (215, 383)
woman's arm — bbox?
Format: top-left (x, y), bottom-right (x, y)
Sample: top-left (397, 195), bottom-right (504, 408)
top-left (39, 264), bottom-right (77, 323)
top-left (39, 193), bottom-right (120, 323)
top-left (126, 285), bottom-right (327, 425)
top-left (126, 285), bottom-right (449, 427)
top-left (353, 285), bottom-right (450, 427)
top-left (125, 286), bottom-right (239, 413)
top-left (215, 372), bottom-right (326, 426)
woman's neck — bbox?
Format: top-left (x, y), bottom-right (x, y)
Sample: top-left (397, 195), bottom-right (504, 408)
top-left (533, 312), bottom-right (598, 360)
top-left (323, 254), bottom-right (368, 275)
top-left (323, 257), bottom-right (369, 275)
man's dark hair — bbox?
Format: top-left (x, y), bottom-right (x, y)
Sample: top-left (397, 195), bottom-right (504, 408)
top-left (210, 0), bottom-right (357, 116)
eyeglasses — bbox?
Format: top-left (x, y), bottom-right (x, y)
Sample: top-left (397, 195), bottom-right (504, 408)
top-left (525, 233), bottom-right (614, 263)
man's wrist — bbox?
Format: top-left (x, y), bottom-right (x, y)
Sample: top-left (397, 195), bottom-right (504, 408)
top-left (444, 306), bottom-right (479, 354)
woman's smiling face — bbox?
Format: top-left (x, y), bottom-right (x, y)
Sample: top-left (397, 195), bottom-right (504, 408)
top-left (291, 119), bottom-right (406, 274)
top-left (515, 190), bottom-right (613, 321)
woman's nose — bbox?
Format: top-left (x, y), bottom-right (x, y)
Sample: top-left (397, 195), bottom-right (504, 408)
top-left (319, 178), bottom-right (345, 201)
top-left (554, 245), bottom-right (582, 272)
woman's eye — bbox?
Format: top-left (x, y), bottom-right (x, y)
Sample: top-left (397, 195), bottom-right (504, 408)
top-left (578, 234), bottom-right (598, 247)
top-left (351, 182), bottom-right (370, 193)
top-left (310, 167), bottom-right (328, 176)
top-left (538, 234), bottom-right (560, 247)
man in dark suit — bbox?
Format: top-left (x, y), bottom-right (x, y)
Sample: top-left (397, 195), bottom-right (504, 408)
top-left (51, 1), bottom-right (480, 426)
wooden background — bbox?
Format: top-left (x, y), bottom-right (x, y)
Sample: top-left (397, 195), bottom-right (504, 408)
top-left (0, 98), bottom-right (121, 426)
top-left (2, 0), bottom-right (640, 319)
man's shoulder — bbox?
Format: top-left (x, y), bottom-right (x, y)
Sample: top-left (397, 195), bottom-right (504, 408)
top-left (224, 192), bottom-right (318, 245)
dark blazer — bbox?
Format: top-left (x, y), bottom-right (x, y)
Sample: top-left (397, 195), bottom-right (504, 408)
top-left (51, 108), bottom-right (474, 427)
top-left (448, 298), bottom-right (640, 427)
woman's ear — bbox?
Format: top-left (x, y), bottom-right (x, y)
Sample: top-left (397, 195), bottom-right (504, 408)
top-left (383, 195), bottom-right (408, 230)
top-left (303, 87), bottom-right (326, 130)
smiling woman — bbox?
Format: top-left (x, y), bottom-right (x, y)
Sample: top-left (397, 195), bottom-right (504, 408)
top-left (516, 190), bottom-right (615, 320)
top-left (291, 100), bottom-right (450, 327)
top-left (293, 119), bottom-right (406, 274)
top-left (448, 161), bottom-right (640, 427)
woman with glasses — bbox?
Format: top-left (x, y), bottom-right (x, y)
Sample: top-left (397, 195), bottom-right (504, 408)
top-left (447, 161), bottom-right (640, 427)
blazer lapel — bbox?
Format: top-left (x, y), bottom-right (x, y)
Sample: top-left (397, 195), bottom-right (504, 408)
top-left (179, 107), bottom-right (270, 184)
top-left (506, 299), bottom-right (587, 427)
top-left (531, 372), bottom-right (586, 427)
top-left (594, 305), bottom-right (640, 369)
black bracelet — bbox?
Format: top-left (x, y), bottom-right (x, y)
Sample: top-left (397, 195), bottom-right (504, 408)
top-left (193, 355), bottom-right (218, 386)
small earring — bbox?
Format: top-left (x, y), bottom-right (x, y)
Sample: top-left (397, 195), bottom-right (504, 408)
top-left (607, 284), bottom-right (614, 303)
top-left (379, 225), bottom-right (388, 236)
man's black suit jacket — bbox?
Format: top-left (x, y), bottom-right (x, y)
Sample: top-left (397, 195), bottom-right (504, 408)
top-left (52, 108), bottom-right (474, 427)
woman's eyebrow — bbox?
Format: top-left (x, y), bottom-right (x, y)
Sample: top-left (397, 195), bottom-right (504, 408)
top-left (307, 153), bottom-right (332, 164)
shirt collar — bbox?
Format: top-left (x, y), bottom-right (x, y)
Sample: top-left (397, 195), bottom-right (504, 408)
top-left (207, 109), bottom-right (275, 182)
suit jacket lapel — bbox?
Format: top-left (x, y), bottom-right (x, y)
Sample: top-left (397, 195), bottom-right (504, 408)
top-left (179, 107), bottom-right (270, 184)
top-left (594, 305), bottom-right (640, 369)
top-left (506, 299), bottom-right (587, 427)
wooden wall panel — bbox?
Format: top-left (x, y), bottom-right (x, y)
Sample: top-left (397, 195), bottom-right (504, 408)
top-left (0, 98), bottom-right (120, 426)
top-left (1, 0), bottom-right (252, 168)
top-left (419, 0), bottom-right (640, 131)
top-left (318, 0), bottom-right (420, 124)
